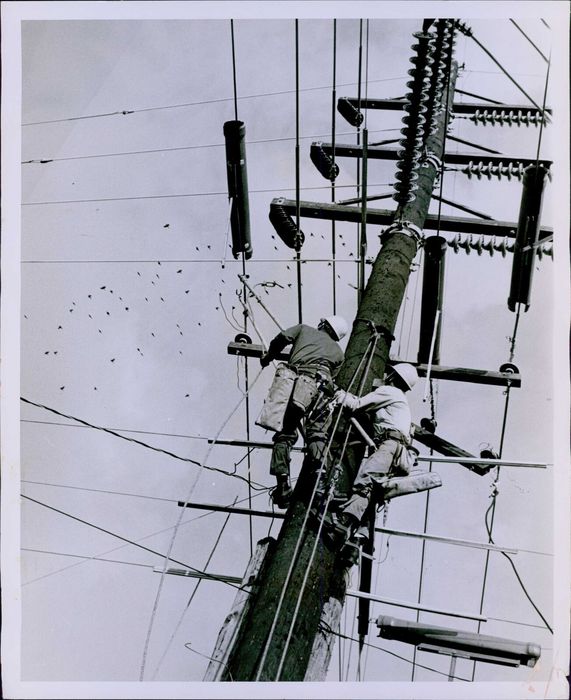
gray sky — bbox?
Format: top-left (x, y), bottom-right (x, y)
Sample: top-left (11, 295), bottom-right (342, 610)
top-left (2, 1), bottom-right (569, 698)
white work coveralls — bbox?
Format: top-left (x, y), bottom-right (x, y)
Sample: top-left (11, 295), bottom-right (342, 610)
top-left (337, 383), bottom-right (412, 523)
top-left (265, 324), bottom-right (344, 478)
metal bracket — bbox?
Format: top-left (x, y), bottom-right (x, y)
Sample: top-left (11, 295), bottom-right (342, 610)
top-left (380, 220), bottom-right (423, 245)
top-left (423, 150), bottom-right (443, 171)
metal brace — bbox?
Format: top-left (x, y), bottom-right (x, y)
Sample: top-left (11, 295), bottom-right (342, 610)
top-left (380, 220), bottom-right (424, 246)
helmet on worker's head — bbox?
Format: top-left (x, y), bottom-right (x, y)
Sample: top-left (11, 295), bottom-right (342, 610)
top-left (319, 315), bottom-right (349, 341)
top-left (388, 363), bottom-right (418, 391)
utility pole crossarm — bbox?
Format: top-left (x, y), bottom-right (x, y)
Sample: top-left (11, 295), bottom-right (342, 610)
top-left (312, 142), bottom-right (552, 171)
top-left (228, 342), bottom-right (521, 387)
top-left (412, 423), bottom-right (490, 475)
top-left (339, 96), bottom-right (551, 117)
top-left (269, 198), bottom-right (553, 241)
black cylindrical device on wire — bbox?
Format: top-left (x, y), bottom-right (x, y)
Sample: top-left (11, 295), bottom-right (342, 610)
top-left (418, 235), bottom-right (447, 365)
top-left (377, 616), bottom-right (541, 668)
top-left (508, 164), bottom-right (549, 312)
top-left (223, 120), bottom-right (253, 260)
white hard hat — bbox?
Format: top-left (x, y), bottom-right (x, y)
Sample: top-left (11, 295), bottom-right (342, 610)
top-left (389, 363), bottom-right (418, 391)
top-left (320, 315), bottom-right (349, 341)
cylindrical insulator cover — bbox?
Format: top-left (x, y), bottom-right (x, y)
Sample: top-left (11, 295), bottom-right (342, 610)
top-left (223, 120), bottom-right (253, 260)
top-left (337, 97), bottom-right (364, 127)
top-left (418, 236), bottom-right (447, 364)
top-left (310, 142), bottom-right (339, 181)
top-left (269, 202), bottom-right (305, 251)
top-left (508, 164), bottom-right (549, 312)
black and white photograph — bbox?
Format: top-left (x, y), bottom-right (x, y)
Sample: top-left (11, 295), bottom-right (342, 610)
top-left (1, 1), bottom-right (569, 698)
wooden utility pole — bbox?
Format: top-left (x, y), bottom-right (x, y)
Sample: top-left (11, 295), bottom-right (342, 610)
top-left (219, 22), bottom-right (458, 682)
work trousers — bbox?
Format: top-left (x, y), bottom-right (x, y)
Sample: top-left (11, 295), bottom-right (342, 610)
top-left (340, 438), bottom-right (401, 523)
top-left (270, 392), bottom-right (331, 478)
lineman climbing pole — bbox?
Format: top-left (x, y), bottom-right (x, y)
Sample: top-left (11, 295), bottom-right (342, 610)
top-left (216, 21), bottom-right (459, 681)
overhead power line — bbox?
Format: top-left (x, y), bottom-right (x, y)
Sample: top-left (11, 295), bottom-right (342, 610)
top-left (22, 479), bottom-right (181, 505)
top-left (20, 397), bottom-right (267, 490)
top-left (21, 418), bottom-right (209, 442)
top-left (22, 547), bottom-right (155, 571)
top-left (455, 22), bottom-right (548, 118)
top-left (21, 127), bottom-right (401, 165)
top-left (22, 76), bottom-right (406, 127)
top-left (21, 181), bottom-right (397, 207)
top-left (509, 20), bottom-right (549, 62)
top-left (21, 488), bottom-right (275, 587)
top-left (21, 494), bottom-right (244, 592)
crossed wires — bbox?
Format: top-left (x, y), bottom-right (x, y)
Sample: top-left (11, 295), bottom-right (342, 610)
top-left (138, 365), bottom-right (266, 680)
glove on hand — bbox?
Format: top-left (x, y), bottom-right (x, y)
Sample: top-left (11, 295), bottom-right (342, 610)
top-left (260, 354), bottom-right (271, 368)
top-left (334, 390), bottom-right (357, 410)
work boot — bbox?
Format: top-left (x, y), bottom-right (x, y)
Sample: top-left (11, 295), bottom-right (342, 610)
top-left (270, 476), bottom-right (293, 509)
top-left (323, 511), bottom-right (359, 548)
top-left (339, 540), bottom-right (361, 567)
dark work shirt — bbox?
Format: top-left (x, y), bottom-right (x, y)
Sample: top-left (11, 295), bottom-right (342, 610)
top-left (268, 324), bottom-right (344, 375)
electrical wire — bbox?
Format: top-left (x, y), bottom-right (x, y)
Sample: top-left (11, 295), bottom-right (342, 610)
top-left (533, 50), bottom-right (551, 167)
top-left (484, 507), bottom-right (553, 634)
top-left (22, 180), bottom-right (399, 207)
top-left (330, 19), bottom-right (338, 314)
top-left (294, 20), bottom-right (303, 324)
top-left (361, 525), bottom-right (388, 676)
top-left (184, 642), bottom-right (234, 680)
top-left (22, 76), bottom-right (407, 127)
top-left (22, 479), bottom-right (180, 505)
top-left (21, 127), bottom-right (401, 165)
top-left (20, 397), bottom-right (266, 490)
top-left (220, 197), bottom-right (233, 268)
top-left (396, 276), bottom-right (410, 356)
top-left (22, 547), bottom-right (155, 570)
top-left (509, 20), bottom-right (549, 63)
top-left (21, 418), bottom-right (209, 442)
top-left (230, 20), bottom-right (239, 122)
top-left (218, 291), bottom-right (242, 332)
top-left (21, 487), bottom-right (273, 586)
top-left (325, 624), bottom-right (472, 681)
top-left (22, 257), bottom-right (372, 265)
top-left (151, 497), bottom-right (237, 679)
top-left (461, 26), bottom-right (547, 117)
top-left (357, 20), bottom-right (371, 306)
top-left (355, 20), bottom-right (364, 301)
top-left (227, 20), bottom-right (256, 559)
top-left (345, 585), bottom-right (358, 681)
top-left (403, 253), bottom-right (422, 359)
top-left (470, 47), bottom-right (553, 679)
top-left (139, 366), bottom-right (264, 680)
top-left (21, 494), bottom-right (244, 592)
